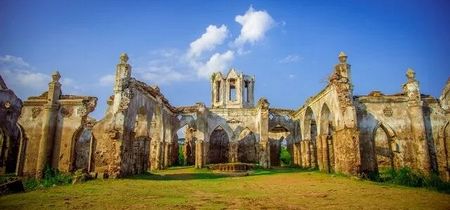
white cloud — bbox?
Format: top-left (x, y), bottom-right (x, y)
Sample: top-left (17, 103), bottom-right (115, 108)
top-left (289, 74), bottom-right (295, 79)
top-left (188, 25), bottom-right (229, 58)
top-left (279, 54), bottom-right (303, 64)
top-left (234, 6), bottom-right (274, 47)
top-left (99, 74), bottom-right (115, 86)
top-left (0, 55), bottom-right (49, 99)
top-left (197, 50), bottom-right (234, 78)
top-left (134, 49), bottom-right (195, 85)
top-left (138, 66), bottom-right (185, 84)
top-left (0, 55), bottom-right (87, 99)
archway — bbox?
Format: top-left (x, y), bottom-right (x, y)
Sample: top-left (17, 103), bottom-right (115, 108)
top-left (208, 126), bottom-right (230, 164)
top-left (73, 127), bottom-right (93, 171)
top-left (132, 108), bottom-right (151, 173)
top-left (175, 124), bottom-right (196, 166)
top-left (237, 129), bottom-right (258, 163)
top-left (305, 107), bottom-right (318, 168)
top-left (269, 125), bottom-right (291, 167)
top-left (320, 104), bottom-right (334, 173)
top-left (373, 124), bottom-right (394, 170)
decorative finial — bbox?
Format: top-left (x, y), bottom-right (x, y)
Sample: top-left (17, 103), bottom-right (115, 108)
top-left (120, 53), bottom-right (129, 64)
top-left (338, 51), bottom-right (347, 63)
top-left (51, 71), bottom-right (61, 82)
top-left (406, 68), bottom-right (415, 80)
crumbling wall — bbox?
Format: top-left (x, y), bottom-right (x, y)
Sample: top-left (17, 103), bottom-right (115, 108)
top-left (17, 72), bottom-right (96, 178)
top-left (92, 54), bottom-right (178, 178)
top-left (292, 52), bottom-right (361, 175)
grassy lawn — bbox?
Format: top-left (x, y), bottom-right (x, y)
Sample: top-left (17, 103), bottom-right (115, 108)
top-left (1, 167), bottom-right (449, 209)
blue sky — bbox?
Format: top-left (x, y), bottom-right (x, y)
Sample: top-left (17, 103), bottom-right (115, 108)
top-left (1, 0), bottom-right (449, 119)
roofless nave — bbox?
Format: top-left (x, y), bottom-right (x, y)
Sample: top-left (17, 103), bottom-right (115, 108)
top-left (1, 52), bottom-right (449, 181)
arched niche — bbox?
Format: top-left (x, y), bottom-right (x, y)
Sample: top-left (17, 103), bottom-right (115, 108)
top-left (269, 125), bottom-right (291, 167)
top-left (373, 123), bottom-right (396, 170)
top-left (237, 128), bottom-right (258, 163)
top-left (208, 126), bottom-right (230, 164)
top-left (320, 103), bottom-right (335, 172)
top-left (175, 124), bottom-right (196, 166)
top-left (304, 107), bottom-right (318, 168)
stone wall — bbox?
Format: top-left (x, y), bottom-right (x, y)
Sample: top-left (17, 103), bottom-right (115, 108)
top-left (17, 72), bottom-right (97, 178)
top-left (91, 54), bottom-right (178, 178)
top-left (3, 52), bottom-right (448, 181)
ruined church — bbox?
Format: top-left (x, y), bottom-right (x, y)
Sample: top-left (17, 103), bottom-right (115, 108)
top-left (1, 52), bottom-right (449, 181)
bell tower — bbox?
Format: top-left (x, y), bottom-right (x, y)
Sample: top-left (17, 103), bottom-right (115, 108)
top-left (211, 68), bottom-right (255, 108)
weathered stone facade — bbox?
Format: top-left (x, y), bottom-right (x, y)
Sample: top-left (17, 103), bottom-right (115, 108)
top-left (16, 72), bottom-right (97, 178)
top-left (1, 52), bottom-right (449, 181)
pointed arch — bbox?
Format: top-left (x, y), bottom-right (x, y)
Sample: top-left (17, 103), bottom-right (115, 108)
top-left (72, 126), bottom-right (93, 172)
top-left (176, 115), bottom-right (196, 132)
top-left (373, 122), bottom-right (396, 170)
top-left (304, 106), bottom-right (318, 168)
top-left (208, 125), bottom-right (230, 164)
top-left (319, 103), bottom-right (333, 135)
top-left (304, 107), bottom-right (317, 140)
top-left (237, 128), bottom-right (257, 163)
top-left (208, 123), bottom-right (234, 142)
top-left (319, 103), bottom-right (335, 173)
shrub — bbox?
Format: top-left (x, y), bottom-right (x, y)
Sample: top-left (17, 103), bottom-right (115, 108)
top-left (376, 167), bottom-right (450, 194)
top-left (23, 165), bottom-right (72, 191)
top-left (280, 147), bottom-right (291, 166)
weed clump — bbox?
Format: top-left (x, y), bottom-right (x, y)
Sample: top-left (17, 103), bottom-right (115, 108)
top-left (373, 167), bottom-right (450, 194)
top-left (23, 166), bottom-right (72, 191)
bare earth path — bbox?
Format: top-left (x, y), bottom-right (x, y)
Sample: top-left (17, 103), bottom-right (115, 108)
top-left (1, 167), bottom-right (449, 209)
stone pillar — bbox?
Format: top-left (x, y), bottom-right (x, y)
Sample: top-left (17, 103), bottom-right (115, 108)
top-left (316, 135), bottom-right (324, 170)
top-left (229, 142), bottom-right (238, 163)
top-left (163, 142), bottom-right (170, 168)
top-left (257, 98), bottom-right (270, 168)
top-left (292, 143), bottom-right (298, 166)
top-left (293, 142), bottom-right (301, 167)
top-left (195, 140), bottom-right (204, 168)
top-left (305, 140), bottom-right (312, 168)
top-left (403, 68), bottom-right (431, 174)
top-left (249, 80), bottom-right (255, 106)
top-left (320, 134), bottom-right (329, 172)
top-left (195, 103), bottom-right (208, 168)
top-left (150, 104), bottom-right (163, 170)
top-left (35, 71), bottom-right (61, 179)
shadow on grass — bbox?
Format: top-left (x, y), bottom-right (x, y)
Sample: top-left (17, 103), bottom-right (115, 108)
top-left (126, 166), bottom-right (318, 181)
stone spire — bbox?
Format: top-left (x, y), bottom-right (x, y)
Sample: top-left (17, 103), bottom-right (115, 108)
top-left (47, 71), bottom-right (61, 105)
top-left (114, 53), bottom-right (132, 94)
top-left (330, 52), bottom-right (353, 112)
top-left (402, 68), bottom-right (421, 105)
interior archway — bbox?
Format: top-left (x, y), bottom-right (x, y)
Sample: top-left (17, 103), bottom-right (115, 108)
top-left (374, 124), bottom-right (394, 170)
top-left (237, 129), bottom-right (257, 163)
top-left (320, 104), bottom-right (334, 172)
top-left (305, 107), bottom-right (318, 168)
top-left (269, 125), bottom-right (290, 167)
top-left (175, 124), bottom-right (195, 166)
top-left (208, 126), bottom-right (229, 164)
top-left (73, 127), bottom-right (92, 171)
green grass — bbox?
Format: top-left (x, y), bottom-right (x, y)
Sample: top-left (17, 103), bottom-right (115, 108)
top-left (374, 167), bottom-right (450, 194)
top-left (1, 167), bottom-right (449, 209)
top-left (21, 166), bottom-right (72, 191)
